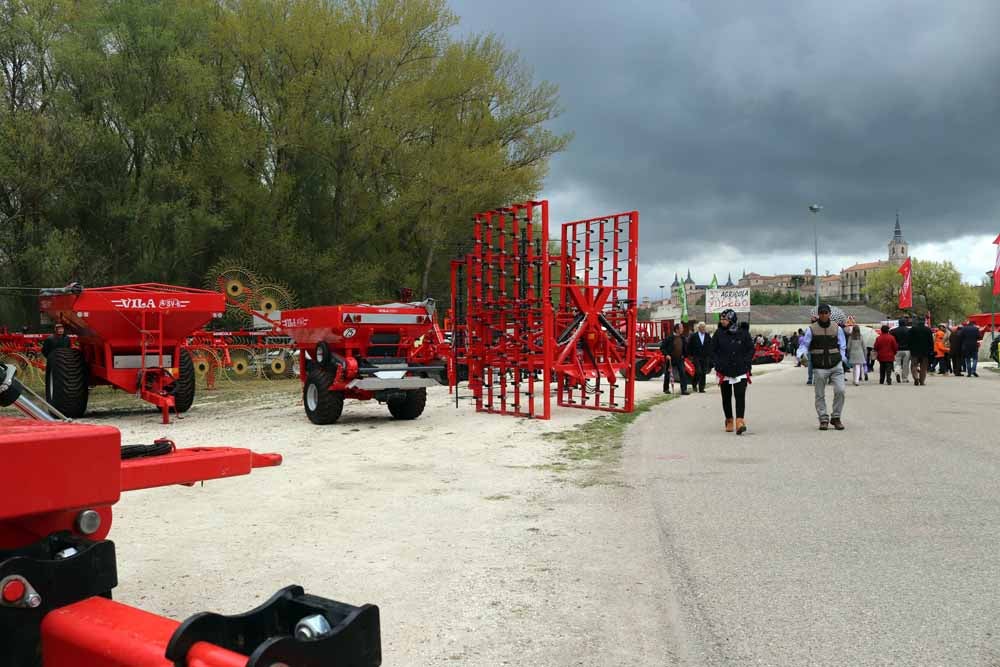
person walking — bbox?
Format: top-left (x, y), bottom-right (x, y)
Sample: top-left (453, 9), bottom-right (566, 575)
top-left (949, 325), bottom-right (964, 376)
top-left (934, 324), bottom-right (951, 375)
top-left (890, 316), bottom-right (912, 383)
top-left (41, 322), bottom-right (71, 357)
top-left (847, 326), bottom-right (867, 386)
top-left (791, 330), bottom-right (801, 364)
top-left (874, 325), bottom-right (899, 385)
top-left (959, 321), bottom-right (982, 378)
top-left (660, 323), bottom-right (689, 395)
top-left (687, 322), bottom-right (712, 393)
top-left (796, 304), bottom-right (848, 431)
top-left (712, 309), bottom-right (754, 435)
top-left (908, 317), bottom-right (934, 386)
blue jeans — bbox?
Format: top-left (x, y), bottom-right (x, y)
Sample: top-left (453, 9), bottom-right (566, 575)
top-left (807, 356), bottom-right (814, 383)
top-left (965, 354), bottom-right (978, 375)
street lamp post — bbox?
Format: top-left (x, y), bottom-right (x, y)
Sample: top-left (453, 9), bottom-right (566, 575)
top-left (988, 270), bottom-right (996, 365)
top-left (659, 284), bottom-right (665, 303)
top-left (808, 205), bottom-right (822, 311)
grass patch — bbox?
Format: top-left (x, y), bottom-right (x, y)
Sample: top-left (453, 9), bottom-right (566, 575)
top-left (483, 494), bottom-right (511, 501)
top-left (543, 392), bottom-right (675, 466)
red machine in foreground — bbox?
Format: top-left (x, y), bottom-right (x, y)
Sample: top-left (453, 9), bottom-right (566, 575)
top-left (0, 362), bottom-right (381, 666)
top-left (278, 300), bottom-right (448, 424)
top-left (39, 283), bottom-right (226, 423)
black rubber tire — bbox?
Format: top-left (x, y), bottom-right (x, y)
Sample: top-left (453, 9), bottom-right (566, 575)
top-left (173, 350), bottom-right (196, 413)
top-left (455, 363), bottom-right (469, 383)
top-left (303, 368), bottom-right (344, 424)
top-left (387, 388), bottom-right (427, 420)
top-left (45, 348), bottom-right (89, 418)
top-left (315, 341), bottom-right (331, 369)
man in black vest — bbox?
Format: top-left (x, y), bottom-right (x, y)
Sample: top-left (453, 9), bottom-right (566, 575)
top-left (795, 303), bottom-right (848, 431)
top-left (687, 321), bottom-right (712, 393)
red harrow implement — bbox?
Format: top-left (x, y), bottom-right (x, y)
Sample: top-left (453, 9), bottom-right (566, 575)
top-left (0, 363), bottom-right (381, 667)
top-left (277, 300), bottom-right (449, 424)
top-left (451, 201), bottom-right (639, 418)
top-left (38, 283), bottom-right (225, 423)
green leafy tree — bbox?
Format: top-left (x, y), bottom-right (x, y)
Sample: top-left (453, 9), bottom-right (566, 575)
top-left (864, 260), bottom-right (977, 321)
top-left (0, 0), bottom-right (569, 327)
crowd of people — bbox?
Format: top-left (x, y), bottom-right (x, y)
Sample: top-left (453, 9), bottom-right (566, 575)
top-left (657, 307), bottom-right (996, 436)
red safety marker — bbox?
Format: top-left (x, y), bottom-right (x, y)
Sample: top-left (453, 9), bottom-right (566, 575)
top-left (2, 578), bottom-right (25, 603)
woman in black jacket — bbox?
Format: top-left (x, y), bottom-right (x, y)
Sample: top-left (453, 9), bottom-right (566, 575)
top-left (712, 309), bottom-right (755, 435)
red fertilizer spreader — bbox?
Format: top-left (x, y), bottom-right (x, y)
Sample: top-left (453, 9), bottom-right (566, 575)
top-left (39, 283), bottom-right (225, 423)
top-left (0, 363), bottom-right (382, 667)
top-left (277, 300), bottom-right (448, 424)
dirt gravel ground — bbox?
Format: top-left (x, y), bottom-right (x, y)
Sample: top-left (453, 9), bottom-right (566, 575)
top-left (82, 377), bottom-right (679, 665)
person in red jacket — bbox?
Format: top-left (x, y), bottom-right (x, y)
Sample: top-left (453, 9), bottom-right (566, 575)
top-left (873, 325), bottom-right (899, 385)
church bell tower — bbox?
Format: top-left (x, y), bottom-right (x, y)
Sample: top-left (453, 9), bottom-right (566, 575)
top-left (888, 212), bottom-right (908, 266)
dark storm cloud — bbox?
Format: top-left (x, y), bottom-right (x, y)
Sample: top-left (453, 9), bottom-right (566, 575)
top-left (449, 0), bottom-right (1000, 283)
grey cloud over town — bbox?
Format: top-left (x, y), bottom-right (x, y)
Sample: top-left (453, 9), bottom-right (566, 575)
top-left (450, 0), bottom-right (1000, 295)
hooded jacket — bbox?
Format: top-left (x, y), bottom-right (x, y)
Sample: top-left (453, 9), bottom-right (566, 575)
top-left (711, 324), bottom-right (754, 378)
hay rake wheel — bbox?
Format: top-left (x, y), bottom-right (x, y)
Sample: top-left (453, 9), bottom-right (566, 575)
top-left (0, 351), bottom-right (38, 387)
top-left (227, 345), bottom-right (262, 381)
top-left (254, 282), bottom-right (296, 318)
top-left (205, 260), bottom-right (261, 325)
top-left (187, 346), bottom-right (224, 390)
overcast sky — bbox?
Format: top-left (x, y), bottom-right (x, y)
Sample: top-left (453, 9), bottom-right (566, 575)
top-left (450, 0), bottom-right (1000, 298)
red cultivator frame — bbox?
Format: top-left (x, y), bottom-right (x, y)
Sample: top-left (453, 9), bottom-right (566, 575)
top-left (554, 212), bottom-right (639, 412)
top-left (452, 201), bottom-right (639, 418)
top-left (462, 201), bottom-right (553, 418)
top-left (38, 283), bottom-right (225, 423)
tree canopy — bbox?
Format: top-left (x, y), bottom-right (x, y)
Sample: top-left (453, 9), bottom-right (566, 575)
top-left (864, 260), bottom-right (977, 322)
top-left (0, 0), bottom-right (569, 326)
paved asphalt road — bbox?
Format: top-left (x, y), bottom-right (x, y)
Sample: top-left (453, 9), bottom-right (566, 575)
top-left (626, 360), bottom-right (1000, 666)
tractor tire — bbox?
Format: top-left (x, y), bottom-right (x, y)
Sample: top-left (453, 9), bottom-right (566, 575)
top-left (303, 368), bottom-right (344, 425)
top-left (455, 364), bottom-right (469, 383)
top-left (45, 348), bottom-right (89, 418)
top-left (173, 350), bottom-right (196, 413)
top-left (387, 388), bottom-right (427, 420)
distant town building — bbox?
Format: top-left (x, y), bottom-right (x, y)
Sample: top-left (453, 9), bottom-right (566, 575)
top-left (656, 217), bottom-right (909, 306)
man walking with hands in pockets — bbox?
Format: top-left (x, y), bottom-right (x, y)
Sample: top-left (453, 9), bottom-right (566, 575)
top-left (796, 304), bottom-right (848, 431)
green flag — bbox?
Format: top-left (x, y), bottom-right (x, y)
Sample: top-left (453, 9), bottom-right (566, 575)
top-left (676, 284), bottom-right (689, 321)
top-left (709, 274), bottom-right (719, 322)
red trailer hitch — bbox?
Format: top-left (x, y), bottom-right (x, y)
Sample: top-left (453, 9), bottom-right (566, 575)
top-left (0, 364), bottom-right (381, 667)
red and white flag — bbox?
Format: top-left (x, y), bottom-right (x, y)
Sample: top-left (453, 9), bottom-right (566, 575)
top-left (898, 257), bottom-right (913, 309)
top-left (993, 234), bottom-right (1000, 297)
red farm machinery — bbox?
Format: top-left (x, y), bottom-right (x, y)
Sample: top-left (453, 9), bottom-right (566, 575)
top-left (38, 283), bottom-right (225, 423)
top-left (633, 319), bottom-right (674, 381)
top-left (0, 362), bottom-right (381, 667)
top-left (277, 300), bottom-right (449, 424)
top-left (449, 200), bottom-right (639, 419)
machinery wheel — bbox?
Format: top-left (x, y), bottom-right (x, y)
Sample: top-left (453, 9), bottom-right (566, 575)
top-left (315, 341), bottom-right (331, 369)
top-left (173, 350), bottom-right (196, 413)
top-left (455, 364), bottom-right (469, 383)
top-left (303, 368), bottom-right (343, 425)
top-left (45, 348), bottom-right (89, 418)
top-left (387, 388), bottom-right (427, 420)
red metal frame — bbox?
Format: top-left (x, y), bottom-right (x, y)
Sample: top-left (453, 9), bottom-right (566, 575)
top-left (38, 284), bottom-right (226, 423)
top-left (464, 201), bottom-right (553, 419)
top-left (553, 211), bottom-right (639, 413)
